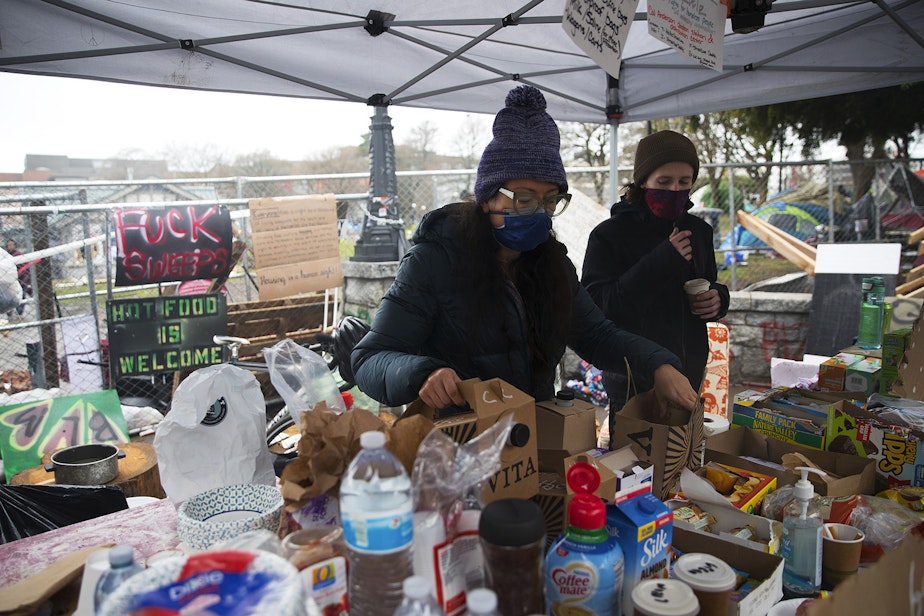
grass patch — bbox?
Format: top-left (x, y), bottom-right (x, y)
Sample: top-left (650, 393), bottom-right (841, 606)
top-left (716, 252), bottom-right (803, 290)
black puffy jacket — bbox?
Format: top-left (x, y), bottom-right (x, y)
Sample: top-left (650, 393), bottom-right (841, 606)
top-left (581, 196), bottom-right (730, 406)
top-left (352, 203), bottom-right (682, 407)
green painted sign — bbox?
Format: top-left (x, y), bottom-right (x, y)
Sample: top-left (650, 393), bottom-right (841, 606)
top-left (0, 390), bottom-right (129, 478)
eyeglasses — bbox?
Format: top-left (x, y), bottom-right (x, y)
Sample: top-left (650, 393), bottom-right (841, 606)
top-left (497, 188), bottom-right (572, 217)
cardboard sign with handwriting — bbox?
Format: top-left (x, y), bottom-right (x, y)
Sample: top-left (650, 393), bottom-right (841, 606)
top-left (403, 378), bottom-right (539, 503)
top-left (249, 194), bottom-right (343, 301)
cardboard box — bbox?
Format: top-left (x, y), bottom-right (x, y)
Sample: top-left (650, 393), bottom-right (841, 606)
top-left (565, 447), bottom-right (654, 503)
top-left (606, 493), bottom-right (673, 616)
top-left (731, 388), bottom-right (867, 451)
top-left (826, 399), bottom-right (924, 488)
top-left (699, 462), bottom-right (777, 515)
top-left (844, 357), bottom-right (881, 395)
top-left (672, 527), bottom-right (785, 616)
top-left (669, 493), bottom-right (783, 554)
top-left (706, 426), bottom-right (877, 496)
top-left (533, 472), bottom-right (567, 547)
top-left (403, 378), bottom-right (539, 502)
top-left (818, 352), bottom-right (864, 392)
top-left (535, 395), bottom-right (597, 474)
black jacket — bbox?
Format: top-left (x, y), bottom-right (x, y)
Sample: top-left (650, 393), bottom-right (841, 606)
top-left (352, 203), bottom-right (682, 407)
top-left (581, 196), bottom-right (730, 405)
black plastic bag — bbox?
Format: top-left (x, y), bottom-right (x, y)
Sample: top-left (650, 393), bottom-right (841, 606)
top-left (0, 484), bottom-right (128, 544)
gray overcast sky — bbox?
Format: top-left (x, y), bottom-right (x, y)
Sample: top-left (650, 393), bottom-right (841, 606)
top-left (1, 72), bottom-right (490, 173)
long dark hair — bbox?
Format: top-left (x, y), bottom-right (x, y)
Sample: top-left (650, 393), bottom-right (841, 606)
top-left (456, 203), bottom-right (572, 391)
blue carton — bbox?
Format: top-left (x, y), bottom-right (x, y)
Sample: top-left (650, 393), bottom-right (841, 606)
top-left (606, 493), bottom-right (673, 616)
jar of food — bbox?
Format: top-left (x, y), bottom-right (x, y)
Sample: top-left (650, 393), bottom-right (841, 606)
top-left (282, 526), bottom-right (349, 614)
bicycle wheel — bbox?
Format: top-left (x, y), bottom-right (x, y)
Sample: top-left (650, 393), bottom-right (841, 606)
top-left (266, 406), bottom-right (295, 446)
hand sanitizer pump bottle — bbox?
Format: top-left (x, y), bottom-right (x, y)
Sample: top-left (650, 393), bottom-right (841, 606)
top-left (780, 466), bottom-right (827, 599)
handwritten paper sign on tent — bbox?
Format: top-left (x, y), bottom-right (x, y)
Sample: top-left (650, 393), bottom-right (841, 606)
top-left (562, 0), bottom-right (640, 78)
top-left (249, 194), bottom-right (343, 301)
top-left (647, 0), bottom-right (725, 72)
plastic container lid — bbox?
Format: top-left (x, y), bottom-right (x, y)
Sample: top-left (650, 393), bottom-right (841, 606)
top-left (479, 498), bottom-right (546, 547)
top-left (566, 462), bottom-right (605, 530)
top-left (108, 545), bottom-right (136, 567)
top-left (554, 389), bottom-right (575, 406)
top-left (631, 579), bottom-right (700, 616)
top-left (466, 588), bottom-right (498, 613)
top-left (672, 552), bottom-right (737, 592)
top-left (508, 422), bottom-right (531, 447)
top-left (402, 575), bottom-right (431, 601)
top-left (360, 431), bottom-right (385, 449)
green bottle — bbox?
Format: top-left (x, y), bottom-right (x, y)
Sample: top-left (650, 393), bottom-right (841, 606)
top-left (857, 276), bottom-right (884, 350)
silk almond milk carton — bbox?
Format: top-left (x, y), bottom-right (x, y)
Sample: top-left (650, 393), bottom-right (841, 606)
top-left (606, 492), bottom-right (673, 616)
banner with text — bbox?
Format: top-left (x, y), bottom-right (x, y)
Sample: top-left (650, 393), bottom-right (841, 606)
top-left (249, 194), bottom-right (343, 301)
top-left (0, 390), bottom-right (129, 478)
top-left (562, 0), bottom-right (640, 78)
top-left (106, 293), bottom-right (227, 379)
top-left (114, 204), bottom-right (233, 286)
top-left (647, 0), bottom-right (724, 71)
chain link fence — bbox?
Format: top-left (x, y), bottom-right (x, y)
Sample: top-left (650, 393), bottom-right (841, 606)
top-left (1, 158), bottom-right (921, 402)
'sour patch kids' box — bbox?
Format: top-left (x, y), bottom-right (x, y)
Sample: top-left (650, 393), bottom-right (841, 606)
top-left (606, 493), bottom-right (673, 616)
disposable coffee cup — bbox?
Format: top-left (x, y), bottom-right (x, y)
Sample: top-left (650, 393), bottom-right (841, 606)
top-left (671, 552), bottom-right (737, 616)
top-left (822, 523), bottom-right (864, 588)
top-left (684, 278), bottom-right (710, 300)
top-left (631, 579), bottom-right (699, 616)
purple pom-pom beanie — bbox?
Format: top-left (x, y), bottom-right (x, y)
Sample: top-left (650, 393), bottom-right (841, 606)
top-left (474, 85), bottom-right (568, 205)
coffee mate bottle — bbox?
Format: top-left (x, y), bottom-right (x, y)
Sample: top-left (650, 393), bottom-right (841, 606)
top-left (545, 462), bottom-right (625, 615)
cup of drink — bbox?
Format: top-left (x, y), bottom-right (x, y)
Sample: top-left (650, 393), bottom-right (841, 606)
top-left (671, 552), bottom-right (737, 616)
top-left (684, 278), bottom-right (710, 302)
top-left (631, 579), bottom-right (699, 616)
top-left (822, 523), bottom-right (864, 588)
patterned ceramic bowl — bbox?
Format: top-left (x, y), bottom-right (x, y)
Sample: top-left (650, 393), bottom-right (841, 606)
top-left (176, 483), bottom-right (283, 550)
top-left (97, 549), bottom-right (304, 616)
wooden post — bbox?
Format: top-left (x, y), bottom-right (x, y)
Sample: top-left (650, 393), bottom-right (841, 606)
top-left (29, 200), bottom-right (59, 388)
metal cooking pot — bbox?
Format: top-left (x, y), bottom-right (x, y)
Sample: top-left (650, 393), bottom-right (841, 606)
top-left (44, 443), bottom-right (126, 485)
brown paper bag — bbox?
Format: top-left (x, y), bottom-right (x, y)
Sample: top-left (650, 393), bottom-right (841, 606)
top-left (610, 390), bottom-right (705, 500)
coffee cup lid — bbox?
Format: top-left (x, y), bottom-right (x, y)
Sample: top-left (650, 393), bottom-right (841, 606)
top-left (672, 552), bottom-right (737, 592)
top-left (631, 579), bottom-right (700, 616)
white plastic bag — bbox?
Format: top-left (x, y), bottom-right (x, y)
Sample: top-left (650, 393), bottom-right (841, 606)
top-left (154, 364), bottom-right (275, 505)
top-left (0, 249), bottom-right (23, 313)
top-left (263, 338), bottom-right (346, 427)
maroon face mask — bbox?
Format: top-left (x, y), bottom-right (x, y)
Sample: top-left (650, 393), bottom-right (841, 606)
top-left (644, 188), bottom-right (691, 220)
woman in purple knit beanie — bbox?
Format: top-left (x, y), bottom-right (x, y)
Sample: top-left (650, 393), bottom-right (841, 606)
top-left (352, 86), bottom-right (698, 417)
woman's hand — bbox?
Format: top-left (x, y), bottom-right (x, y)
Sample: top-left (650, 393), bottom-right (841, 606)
top-left (419, 367), bottom-right (465, 409)
top-left (652, 364), bottom-right (699, 418)
top-left (669, 228), bottom-right (693, 261)
top-left (689, 288), bottom-right (721, 320)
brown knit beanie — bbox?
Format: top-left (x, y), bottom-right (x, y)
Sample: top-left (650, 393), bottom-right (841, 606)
top-left (632, 130), bottom-right (700, 185)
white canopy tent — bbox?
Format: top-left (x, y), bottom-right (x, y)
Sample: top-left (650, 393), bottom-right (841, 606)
top-left (1, 0), bottom-right (921, 123)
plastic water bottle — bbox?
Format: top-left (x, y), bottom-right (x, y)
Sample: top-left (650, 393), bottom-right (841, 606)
top-left (94, 545), bottom-right (144, 611)
top-left (392, 575), bottom-right (446, 615)
top-left (340, 431), bottom-right (414, 616)
top-left (466, 588), bottom-right (502, 615)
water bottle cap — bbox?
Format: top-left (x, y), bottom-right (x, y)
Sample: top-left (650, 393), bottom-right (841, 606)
top-left (108, 544), bottom-right (135, 567)
top-left (402, 575), bottom-right (431, 601)
top-left (466, 588), bottom-right (498, 613)
top-left (360, 431), bottom-right (385, 449)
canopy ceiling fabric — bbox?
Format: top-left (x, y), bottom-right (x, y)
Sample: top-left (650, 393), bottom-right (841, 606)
top-left (1, 0), bottom-right (922, 125)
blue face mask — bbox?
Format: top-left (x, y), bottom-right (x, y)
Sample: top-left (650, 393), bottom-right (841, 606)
top-left (492, 212), bottom-right (552, 252)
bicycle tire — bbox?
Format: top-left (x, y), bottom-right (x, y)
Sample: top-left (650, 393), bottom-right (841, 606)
top-left (266, 406), bottom-right (295, 445)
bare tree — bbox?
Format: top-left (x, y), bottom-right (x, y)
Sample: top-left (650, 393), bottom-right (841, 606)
top-left (403, 121), bottom-right (439, 170)
top-left (159, 142), bottom-right (229, 175)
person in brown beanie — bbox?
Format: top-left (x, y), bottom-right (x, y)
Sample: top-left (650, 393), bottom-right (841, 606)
top-left (353, 88), bottom-right (697, 416)
top-left (582, 130), bottom-right (730, 446)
